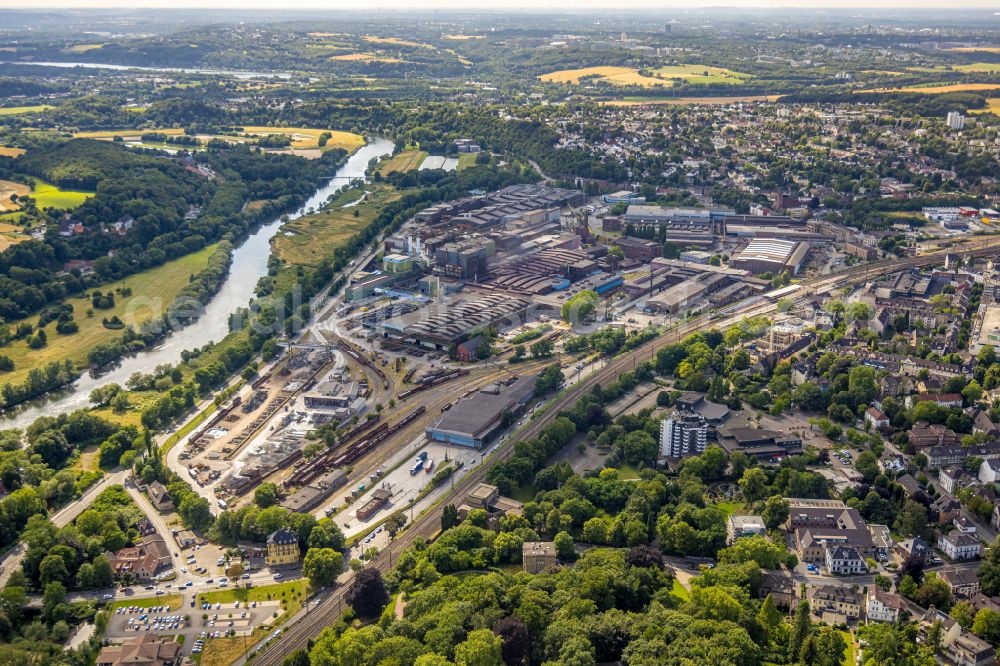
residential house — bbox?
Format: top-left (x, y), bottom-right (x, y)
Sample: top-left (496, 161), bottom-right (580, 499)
top-left (97, 635), bottom-right (181, 666)
top-left (868, 524), bottom-right (894, 561)
top-left (758, 570), bottom-right (799, 610)
top-left (973, 410), bottom-right (1000, 438)
top-left (897, 473), bottom-right (931, 504)
top-left (826, 545), bottom-right (867, 575)
top-left (146, 481), bottom-right (174, 512)
top-left (867, 585), bottom-right (904, 623)
top-left (954, 516), bottom-right (977, 535)
top-left (787, 499), bottom-right (874, 562)
top-left (265, 528), bottom-right (300, 566)
top-left (938, 532), bottom-right (982, 561)
top-left (919, 607), bottom-right (996, 666)
top-left (942, 466), bottom-right (977, 494)
top-left (932, 495), bottom-right (963, 524)
top-left (523, 541), bottom-right (557, 574)
top-left (896, 537), bottom-right (933, 563)
top-left (909, 422), bottom-right (961, 450)
top-left (941, 569), bottom-right (981, 599)
top-left (136, 517), bottom-right (156, 536)
top-left (810, 584), bottom-right (862, 623)
top-left (107, 534), bottom-right (172, 582)
top-left (906, 393), bottom-right (963, 409)
top-left (927, 444), bottom-right (1000, 469)
top-left (864, 407), bottom-right (890, 432)
top-left (727, 515), bottom-right (766, 545)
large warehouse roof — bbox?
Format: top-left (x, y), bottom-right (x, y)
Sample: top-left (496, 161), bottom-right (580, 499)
top-left (733, 238), bottom-right (800, 264)
top-left (403, 294), bottom-right (530, 345)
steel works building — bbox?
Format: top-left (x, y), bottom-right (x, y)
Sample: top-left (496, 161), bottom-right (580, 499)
top-left (425, 375), bottom-right (537, 448)
top-left (730, 238), bottom-right (810, 276)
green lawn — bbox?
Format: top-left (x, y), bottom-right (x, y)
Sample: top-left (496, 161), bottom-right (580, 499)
top-left (509, 483), bottom-right (536, 503)
top-left (112, 594), bottom-right (183, 612)
top-left (714, 501), bottom-right (747, 517)
top-left (616, 464), bottom-right (642, 481)
top-left (841, 630), bottom-right (856, 666)
top-left (197, 579), bottom-right (309, 624)
top-left (0, 243), bottom-right (219, 386)
top-left (28, 177), bottom-right (93, 209)
top-left (456, 153), bottom-right (479, 171)
top-left (671, 578), bottom-right (690, 601)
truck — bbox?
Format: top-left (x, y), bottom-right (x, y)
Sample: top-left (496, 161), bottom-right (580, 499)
top-left (410, 459), bottom-right (425, 475)
top-left (425, 459), bottom-right (434, 473)
top-left (217, 499), bottom-right (228, 510)
top-left (417, 451), bottom-right (428, 462)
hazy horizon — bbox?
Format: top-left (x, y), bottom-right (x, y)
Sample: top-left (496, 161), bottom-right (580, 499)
top-left (0, 0), bottom-right (998, 10)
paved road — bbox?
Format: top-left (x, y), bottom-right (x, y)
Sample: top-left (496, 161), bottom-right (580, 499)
top-left (0, 468), bottom-right (128, 588)
top-left (245, 237), bottom-right (1000, 666)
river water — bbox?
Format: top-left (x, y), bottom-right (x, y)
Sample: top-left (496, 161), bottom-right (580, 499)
top-left (0, 61), bottom-right (293, 80)
top-left (2, 137), bottom-right (394, 429)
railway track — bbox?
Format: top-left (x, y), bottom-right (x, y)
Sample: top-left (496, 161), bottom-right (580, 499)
top-left (246, 239), bottom-right (1000, 666)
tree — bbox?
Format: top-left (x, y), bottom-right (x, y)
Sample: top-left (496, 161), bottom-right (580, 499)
top-left (346, 568), bottom-right (389, 618)
top-left (494, 616), bottom-right (530, 666)
top-left (255, 482), bottom-right (280, 509)
top-left (582, 517), bottom-right (608, 545)
top-left (973, 608), bottom-right (1000, 647)
top-left (789, 600), bottom-right (811, 661)
top-left (303, 548), bottom-right (344, 589)
top-left (812, 626), bottom-right (847, 666)
top-left (554, 531), bottom-right (575, 561)
top-left (738, 468), bottom-right (768, 504)
top-left (441, 504), bottom-right (460, 532)
top-left (762, 495), bottom-right (790, 529)
top-left (717, 535), bottom-right (786, 569)
top-left (916, 574), bottom-right (952, 611)
top-left (951, 600), bottom-right (976, 629)
top-left (757, 594), bottom-right (783, 637)
top-left (453, 628), bottom-right (503, 666)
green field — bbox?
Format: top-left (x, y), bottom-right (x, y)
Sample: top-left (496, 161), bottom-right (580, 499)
top-left (671, 578), bottom-right (690, 601)
top-left (197, 579), bottom-right (308, 623)
top-left (0, 105), bottom-right (55, 116)
top-left (29, 177), bottom-right (94, 209)
top-left (111, 594), bottom-right (183, 612)
top-left (0, 244), bottom-right (218, 386)
top-left (456, 153), bottom-right (479, 170)
top-left (378, 149), bottom-right (427, 175)
top-left (272, 185), bottom-right (401, 266)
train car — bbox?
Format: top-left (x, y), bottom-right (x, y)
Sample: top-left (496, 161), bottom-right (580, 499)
top-left (765, 284), bottom-right (802, 302)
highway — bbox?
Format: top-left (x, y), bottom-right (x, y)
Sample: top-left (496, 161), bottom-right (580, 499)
top-left (245, 237), bottom-right (1000, 666)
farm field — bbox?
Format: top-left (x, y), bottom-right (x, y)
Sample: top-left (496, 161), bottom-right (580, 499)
top-left (273, 184), bottom-right (401, 267)
top-left (949, 46), bottom-right (1000, 54)
top-left (378, 149), bottom-right (427, 175)
top-left (0, 147), bottom-right (26, 157)
top-left (971, 98), bottom-right (1000, 115)
top-left (0, 221), bottom-right (30, 251)
top-left (65, 43), bottom-right (105, 53)
top-left (862, 83), bottom-right (1000, 94)
top-left (0, 105), bottom-right (55, 115)
top-left (540, 64), bottom-right (750, 88)
top-left (603, 94), bottom-right (780, 106)
top-left (329, 53), bottom-right (403, 63)
top-left (72, 127), bottom-right (364, 154)
top-left (0, 180), bottom-right (29, 211)
top-left (0, 243), bottom-right (218, 385)
top-left (363, 36), bottom-right (433, 49)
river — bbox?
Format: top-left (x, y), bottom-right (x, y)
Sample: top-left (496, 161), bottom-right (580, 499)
top-left (0, 61), bottom-right (293, 80)
top-left (2, 137), bottom-right (394, 429)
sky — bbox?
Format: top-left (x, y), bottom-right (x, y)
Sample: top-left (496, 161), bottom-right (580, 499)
top-left (1, 0), bottom-right (998, 9)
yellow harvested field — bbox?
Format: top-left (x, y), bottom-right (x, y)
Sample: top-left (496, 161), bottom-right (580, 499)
top-left (65, 43), bottom-right (105, 53)
top-left (363, 36), bottom-right (434, 49)
top-left (971, 98), bottom-right (1000, 115)
top-left (950, 46), bottom-right (1000, 54)
top-left (330, 53), bottom-right (403, 63)
top-left (378, 149), bottom-right (427, 175)
top-left (239, 126), bottom-right (365, 153)
top-left (540, 64), bottom-right (750, 88)
top-left (0, 180), bottom-right (29, 211)
top-left (445, 35), bottom-right (485, 40)
top-left (0, 147), bottom-right (25, 157)
top-left (955, 63), bottom-right (1000, 73)
top-left (862, 83), bottom-right (1000, 94)
top-left (307, 32), bottom-right (344, 37)
top-left (0, 105), bottom-right (55, 116)
top-left (74, 128), bottom-right (184, 139)
top-left (603, 95), bottom-right (780, 106)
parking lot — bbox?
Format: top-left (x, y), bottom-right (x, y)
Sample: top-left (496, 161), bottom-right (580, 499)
top-left (106, 595), bottom-right (282, 656)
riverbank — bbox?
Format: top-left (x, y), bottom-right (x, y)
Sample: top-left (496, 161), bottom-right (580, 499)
top-left (0, 138), bottom-right (395, 429)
